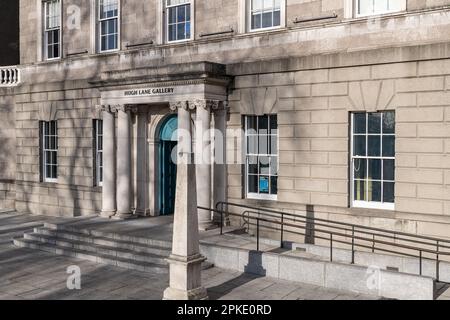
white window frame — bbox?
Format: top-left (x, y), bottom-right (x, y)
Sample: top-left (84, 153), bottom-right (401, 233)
top-left (245, 115), bottom-right (278, 201)
top-left (43, 0), bottom-right (62, 60)
top-left (350, 112), bottom-right (395, 211)
top-left (354, 0), bottom-right (406, 18)
top-left (97, 0), bottom-right (120, 53)
top-left (165, 0), bottom-right (193, 43)
top-left (41, 121), bottom-right (58, 183)
top-left (94, 119), bottom-right (103, 187)
top-left (247, 0), bottom-right (285, 33)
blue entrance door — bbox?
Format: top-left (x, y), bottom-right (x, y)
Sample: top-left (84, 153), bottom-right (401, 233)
top-left (159, 115), bottom-right (178, 215)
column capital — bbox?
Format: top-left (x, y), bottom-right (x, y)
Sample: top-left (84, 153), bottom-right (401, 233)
top-left (188, 99), bottom-right (221, 111)
top-left (169, 101), bottom-right (189, 111)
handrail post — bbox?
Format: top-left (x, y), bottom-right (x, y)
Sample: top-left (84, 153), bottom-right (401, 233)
top-left (220, 202), bottom-right (223, 235)
top-left (257, 218), bottom-right (260, 252)
top-left (419, 250), bottom-right (422, 276)
top-left (280, 213), bottom-right (284, 249)
top-left (436, 241), bottom-right (440, 282)
top-left (372, 234), bottom-right (375, 253)
top-left (351, 226), bottom-right (355, 264)
top-left (330, 233), bottom-right (333, 262)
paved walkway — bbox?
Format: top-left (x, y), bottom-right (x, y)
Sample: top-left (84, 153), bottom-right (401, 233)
top-left (0, 212), bottom-right (380, 300)
top-left (0, 242), bottom-right (378, 300)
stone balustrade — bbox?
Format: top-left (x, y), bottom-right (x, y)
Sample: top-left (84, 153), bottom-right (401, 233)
top-left (0, 66), bottom-right (20, 86)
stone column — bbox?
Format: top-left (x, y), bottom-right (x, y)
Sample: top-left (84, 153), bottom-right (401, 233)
top-left (100, 105), bottom-right (117, 218)
top-left (193, 100), bottom-right (218, 231)
top-left (213, 103), bottom-right (228, 223)
top-left (115, 105), bottom-right (133, 219)
top-left (163, 101), bottom-right (207, 301)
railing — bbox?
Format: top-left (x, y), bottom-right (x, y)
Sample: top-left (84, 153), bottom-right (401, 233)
top-left (199, 202), bottom-right (450, 282)
top-left (0, 66), bottom-right (20, 86)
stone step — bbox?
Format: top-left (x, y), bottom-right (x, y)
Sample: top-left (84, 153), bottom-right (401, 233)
top-left (43, 222), bottom-right (172, 249)
top-left (35, 227), bottom-right (172, 256)
top-left (13, 238), bottom-right (169, 274)
top-left (24, 232), bottom-right (168, 265)
top-left (0, 221), bottom-right (44, 233)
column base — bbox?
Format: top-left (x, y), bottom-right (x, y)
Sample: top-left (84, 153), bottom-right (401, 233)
top-left (163, 286), bottom-right (208, 301)
top-left (100, 210), bottom-right (116, 218)
top-left (112, 212), bottom-right (135, 220)
top-left (198, 222), bottom-right (218, 231)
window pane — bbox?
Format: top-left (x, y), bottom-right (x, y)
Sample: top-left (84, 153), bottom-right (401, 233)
top-left (270, 156), bottom-right (277, 176)
top-left (368, 159), bottom-right (381, 180)
top-left (269, 116), bottom-right (277, 135)
top-left (270, 135), bottom-right (277, 155)
top-left (354, 180), bottom-right (366, 201)
top-left (186, 4), bottom-right (191, 20)
top-left (168, 24), bottom-right (176, 42)
top-left (353, 113), bottom-right (366, 134)
top-left (169, 7), bottom-right (176, 23)
top-left (374, 0), bottom-right (389, 12)
top-left (258, 135), bottom-right (268, 154)
top-left (383, 182), bottom-right (395, 203)
top-left (248, 156), bottom-right (258, 174)
top-left (258, 115), bottom-right (268, 134)
top-left (259, 176), bottom-right (270, 194)
top-left (177, 23), bottom-right (185, 40)
top-left (353, 135), bottom-right (366, 156)
top-left (252, 0), bottom-right (263, 11)
top-left (186, 21), bottom-right (191, 38)
top-left (100, 0), bottom-right (118, 19)
top-left (358, 0), bottom-right (373, 15)
top-left (247, 116), bottom-right (257, 132)
top-left (46, 165), bottom-right (51, 178)
top-left (263, 0), bottom-right (272, 9)
top-left (51, 165), bottom-right (57, 179)
top-left (353, 158), bottom-right (366, 179)
top-left (248, 175), bottom-right (258, 193)
top-left (383, 159), bottom-right (395, 181)
top-left (247, 135), bottom-right (258, 154)
top-left (368, 136), bottom-right (381, 156)
top-left (270, 176), bottom-right (278, 195)
top-left (368, 113), bottom-right (381, 133)
top-left (382, 135), bottom-right (395, 157)
top-left (383, 111), bottom-right (395, 134)
top-left (368, 181), bottom-right (381, 202)
top-left (273, 10), bottom-right (280, 26)
top-left (261, 11), bottom-right (272, 28)
top-left (252, 13), bottom-right (261, 29)
top-left (177, 5), bottom-right (186, 22)
top-left (259, 156), bottom-right (270, 175)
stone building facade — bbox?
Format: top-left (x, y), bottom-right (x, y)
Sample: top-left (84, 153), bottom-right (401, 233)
top-left (1, 0), bottom-right (450, 238)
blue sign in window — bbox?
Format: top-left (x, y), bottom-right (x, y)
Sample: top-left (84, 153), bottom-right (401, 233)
top-left (259, 176), bottom-right (269, 193)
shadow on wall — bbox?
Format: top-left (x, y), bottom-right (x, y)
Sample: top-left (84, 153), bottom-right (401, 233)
top-left (207, 251), bottom-right (266, 299)
top-left (305, 204), bottom-right (315, 245)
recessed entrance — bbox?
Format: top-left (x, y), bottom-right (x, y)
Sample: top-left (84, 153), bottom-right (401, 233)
top-left (158, 115), bottom-right (178, 215)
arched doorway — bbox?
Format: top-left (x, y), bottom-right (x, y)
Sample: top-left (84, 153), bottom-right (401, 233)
top-left (158, 114), bottom-right (178, 215)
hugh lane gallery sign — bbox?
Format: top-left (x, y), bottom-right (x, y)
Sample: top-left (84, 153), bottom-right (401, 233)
top-left (124, 87), bottom-right (175, 97)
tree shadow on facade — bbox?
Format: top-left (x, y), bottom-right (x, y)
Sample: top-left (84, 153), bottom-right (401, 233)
top-left (305, 204), bottom-right (315, 245)
top-left (207, 250), bottom-right (266, 300)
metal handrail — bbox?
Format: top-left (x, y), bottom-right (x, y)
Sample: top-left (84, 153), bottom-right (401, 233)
top-left (203, 201), bottom-right (450, 282)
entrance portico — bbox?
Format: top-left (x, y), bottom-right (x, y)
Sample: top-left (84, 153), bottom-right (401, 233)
top-left (92, 62), bottom-right (230, 229)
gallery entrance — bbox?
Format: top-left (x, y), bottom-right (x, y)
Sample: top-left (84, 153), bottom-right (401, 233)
top-left (158, 115), bottom-right (178, 215)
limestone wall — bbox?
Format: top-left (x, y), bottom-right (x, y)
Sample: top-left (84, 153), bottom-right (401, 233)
top-left (226, 51), bottom-right (450, 239)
